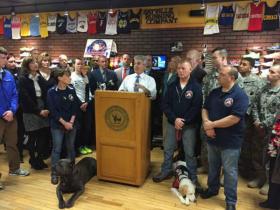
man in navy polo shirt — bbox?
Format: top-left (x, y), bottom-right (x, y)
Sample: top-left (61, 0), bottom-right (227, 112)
top-left (200, 65), bottom-right (249, 210)
top-left (153, 59), bottom-right (202, 183)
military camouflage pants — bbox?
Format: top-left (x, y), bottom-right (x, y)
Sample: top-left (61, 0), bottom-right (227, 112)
top-left (243, 116), bottom-right (269, 180)
top-left (239, 116), bottom-right (258, 179)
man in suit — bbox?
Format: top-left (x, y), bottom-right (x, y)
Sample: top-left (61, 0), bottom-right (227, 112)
top-left (114, 54), bottom-right (133, 88)
top-left (89, 55), bottom-right (118, 96)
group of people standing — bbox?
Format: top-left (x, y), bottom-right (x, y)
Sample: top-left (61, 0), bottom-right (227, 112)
top-left (152, 48), bottom-right (280, 210)
top-left (0, 45), bottom-right (279, 210)
top-left (0, 48), bottom-right (157, 188)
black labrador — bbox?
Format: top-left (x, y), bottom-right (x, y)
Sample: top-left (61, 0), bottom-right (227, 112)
top-left (56, 157), bottom-right (97, 209)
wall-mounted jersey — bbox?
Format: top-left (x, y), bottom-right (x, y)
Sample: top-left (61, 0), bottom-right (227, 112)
top-left (30, 15), bottom-right (40, 36)
top-left (56, 14), bottom-right (67, 34)
top-left (96, 11), bottom-right (107, 33)
top-left (129, 9), bottom-right (141, 29)
top-left (47, 15), bottom-right (57, 32)
top-left (233, 4), bottom-right (250, 31)
top-left (20, 15), bottom-right (30, 37)
top-left (203, 5), bottom-right (220, 35)
top-left (248, 2), bottom-right (264, 31)
top-left (263, 2), bottom-right (279, 31)
top-left (105, 11), bottom-right (118, 35)
top-left (88, 13), bottom-right (97, 34)
top-left (40, 14), bottom-right (48, 38)
top-left (219, 5), bottom-right (234, 26)
top-left (77, 14), bottom-right (88, 32)
top-left (66, 15), bottom-right (77, 33)
top-left (11, 16), bottom-right (21, 39)
top-left (0, 17), bottom-right (4, 35)
top-left (117, 10), bottom-right (130, 33)
top-left (4, 17), bottom-right (12, 39)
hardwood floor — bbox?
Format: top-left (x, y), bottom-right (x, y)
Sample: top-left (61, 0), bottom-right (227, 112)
top-left (0, 146), bottom-right (265, 210)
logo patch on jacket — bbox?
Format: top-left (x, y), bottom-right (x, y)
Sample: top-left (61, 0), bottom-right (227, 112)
top-left (185, 90), bottom-right (193, 99)
top-left (68, 94), bottom-right (74, 101)
top-left (224, 98), bottom-right (233, 107)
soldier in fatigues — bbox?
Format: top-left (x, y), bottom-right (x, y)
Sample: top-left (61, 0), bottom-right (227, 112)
top-left (200, 48), bottom-right (243, 176)
top-left (238, 57), bottom-right (266, 179)
top-left (251, 64), bottom-right (280, 195)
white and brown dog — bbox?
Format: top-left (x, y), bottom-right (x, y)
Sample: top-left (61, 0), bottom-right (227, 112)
top-left (171, 161), bottom-right (196, 205)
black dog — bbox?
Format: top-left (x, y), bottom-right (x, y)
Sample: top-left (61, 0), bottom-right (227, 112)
top-left (56, 157), bottom-right (97, 209)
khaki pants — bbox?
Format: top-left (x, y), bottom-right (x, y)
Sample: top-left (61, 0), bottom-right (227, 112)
top-left (0, 118), bottom-right (20, 172)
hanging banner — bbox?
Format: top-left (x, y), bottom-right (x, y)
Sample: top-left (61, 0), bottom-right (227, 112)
top-left (141, 4), bottom-right (205, 29)
top-left (84, 39), bottom-right (117, 58)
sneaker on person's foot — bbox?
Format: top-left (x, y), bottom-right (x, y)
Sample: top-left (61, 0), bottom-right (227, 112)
top-left (259, 182), bottom-right (269, 195)
top-left (79, 147), bottom-right (88, 155)
top-left (200, 189), bottom-right (219, 199)
top-left (247, 177), bottom-right (264, 188)
top-left (9, 168), bottom-right (30, 176)
top-left (84, 146), bottom-right (93, 154)
top-left (152, 171), bottom-right (173, 183)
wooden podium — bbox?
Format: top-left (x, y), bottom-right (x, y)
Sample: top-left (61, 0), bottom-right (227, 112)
top-left (95, 90), bottom-right (151, 186)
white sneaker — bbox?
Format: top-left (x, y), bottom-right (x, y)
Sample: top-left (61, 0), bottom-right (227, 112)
top-left (259, 182), bottom-right (269, 195)
top-left (247, 178), bottom-right (263, 188)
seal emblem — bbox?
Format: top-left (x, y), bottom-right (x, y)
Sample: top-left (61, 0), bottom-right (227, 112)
top-left (105, 106), bottom-right (129, 131)
top-left (185, 90), bottom-right (193, 99)
top-left (224, 98), bottom-right (234, 107)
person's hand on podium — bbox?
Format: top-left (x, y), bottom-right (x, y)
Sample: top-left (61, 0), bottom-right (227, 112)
top-left (135, 83), bottom-right (151, 97)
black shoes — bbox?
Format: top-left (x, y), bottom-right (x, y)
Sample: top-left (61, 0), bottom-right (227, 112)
top-left (29, 159), bottom-right (48, 170)
top-left (200, 189), bottom-right (219, 199)
top-left (152, 171), bottom-right (173, 183)
top-left (226, 204), bottom-right (236, 210)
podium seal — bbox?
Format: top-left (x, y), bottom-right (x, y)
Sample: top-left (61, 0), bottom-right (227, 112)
top-left (105, 106), bottom-right (129, 131)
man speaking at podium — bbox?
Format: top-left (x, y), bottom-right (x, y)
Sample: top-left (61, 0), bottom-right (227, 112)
top-left (118, 55), bottom-right (157, 99)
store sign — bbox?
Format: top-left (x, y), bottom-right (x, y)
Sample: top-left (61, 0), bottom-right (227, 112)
top-left (141, 4), bottom-right (205, 29)
top-left (84, 39), bottom-right (117, 58)
top-left (143, 8), bottom-right (178, 24)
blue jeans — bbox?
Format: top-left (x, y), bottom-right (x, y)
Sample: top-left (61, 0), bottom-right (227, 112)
top-left (207, 144), bottom-right (240, 205)
top-left (51, 128), bottom-right (76, 168)
top-left (161, 123), bottom-right (197, 182)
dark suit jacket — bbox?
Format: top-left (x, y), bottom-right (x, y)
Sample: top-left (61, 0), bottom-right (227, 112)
top-left (114, 67), bottom-right (134, 88)
top-left (19, 74), bottom-right (48, 114)
top-left (190, 65), bottom-right (206, 84)
top-left (89, 68), bottom-right (118, 95)
top-left (162, 72), bottom-right (177, 97)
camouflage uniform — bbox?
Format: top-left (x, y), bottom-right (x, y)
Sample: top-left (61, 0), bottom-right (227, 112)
top-left (202, 69), bottom-right (244, 102)
top-left (239, 74), bottom-right (266, 178)
top-left (251, 84), bottom-right (280, 179)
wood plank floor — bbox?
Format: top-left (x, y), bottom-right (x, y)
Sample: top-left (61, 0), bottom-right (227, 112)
top-left (0, 146), bottom-right (266, 210)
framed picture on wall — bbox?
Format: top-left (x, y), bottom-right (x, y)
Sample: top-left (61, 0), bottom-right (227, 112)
top-left (84, 39), bottom-right (117, 58)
